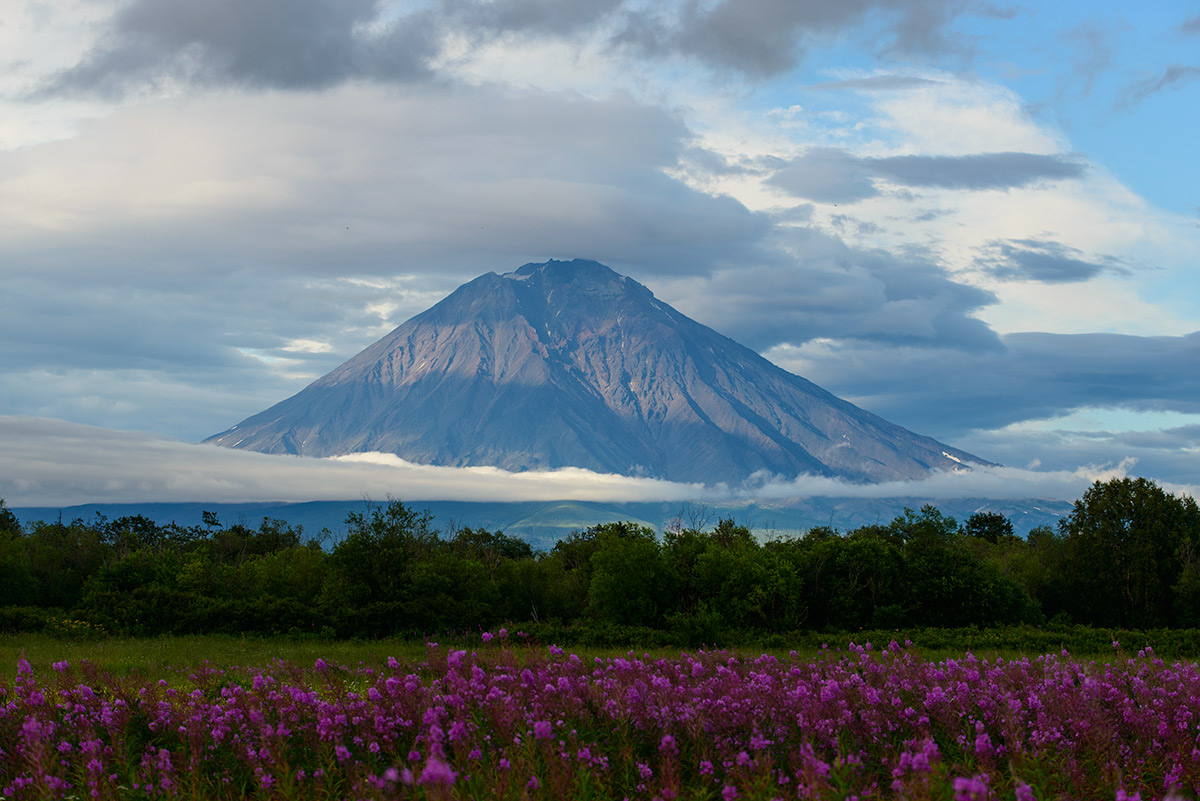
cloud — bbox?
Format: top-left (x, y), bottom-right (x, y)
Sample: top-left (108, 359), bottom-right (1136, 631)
top-left (613, 0), bottom-right (971, 79)
top-left (42, 0), bottom-right (442, 96)
top-left (807, 74), bottom-right (943, 91)
top-left (0, 416), bottom-right (701, 507)
top-left (1118, 64), bottom-right (1200, 108)
top-left (953, 425), bottom-right (1200, 495)
top-left (6, 415), bottom-right (1190, 509)
top-left (866, 152), bottom-right (1086, 190)
top-left (765, 148), bottom-right (878, 204)
top-left (1, 85), bottom-right (761, 278)
top-left (768, 331), bottom-right (1200, 443)
top-left (445, 0), bottom-right (626, 37)
top-left (0, 83), bottom-right (773, 439)
top-left (1060, 20), bottom-right (1116, 98)
top-left (975, 238), bottom-right (1125, 283)
top-left (744, 458), bottom-right (1176, 503)
top-left (35, 0), bottom-right (981, 98)
top-left (766, 148), bottom-right (1085, 203)
top-left (1180, 14), bottom-right (1200, 35)
top-left (659, 226), bottom-right (1001, 353)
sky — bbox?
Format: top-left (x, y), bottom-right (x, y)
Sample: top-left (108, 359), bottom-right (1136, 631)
top-left (0, 0), bottom-right (1197, 507)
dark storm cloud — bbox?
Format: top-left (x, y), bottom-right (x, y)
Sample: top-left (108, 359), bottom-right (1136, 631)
top-left (976, 238), bottom-right (1123, 284)
top-left (44, 0), bottom-right (440, 95)
top-left (1118, 64), bottom-right (1200, 108)
top-left (767, 148), bottom-right (1085, 203)
top-left (777, 331), bottom-right (1200, 440)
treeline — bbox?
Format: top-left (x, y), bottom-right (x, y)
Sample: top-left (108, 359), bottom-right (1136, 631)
top-left (1, 477), bottom-right (1199, 641)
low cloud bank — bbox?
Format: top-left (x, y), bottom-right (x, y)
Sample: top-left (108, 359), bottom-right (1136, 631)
top-left (1, 416), bottom-right (1191, 508)
top-left (741, 458), bottom-right (1196, 503)
top-left (0, 416), bottom-right (701, 507)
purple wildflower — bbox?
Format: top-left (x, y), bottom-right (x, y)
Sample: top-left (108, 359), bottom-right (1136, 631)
top-left (418, 756), bottom-right (457, 786)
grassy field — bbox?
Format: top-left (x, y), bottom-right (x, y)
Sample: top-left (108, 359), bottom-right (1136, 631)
top-left (0, 633), bottom-right (706, 680)
top-left (2, 625), bottom-right (1183, 681)
top-left (0, 634), bottom-right (432, 678)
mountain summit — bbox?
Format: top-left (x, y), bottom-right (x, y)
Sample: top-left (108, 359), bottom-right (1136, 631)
top-left (206, 259), bottom-right (986, 484)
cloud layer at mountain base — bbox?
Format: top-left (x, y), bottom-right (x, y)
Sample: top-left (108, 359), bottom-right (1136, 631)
top-left (3, 416), bottom-right (1190, 509)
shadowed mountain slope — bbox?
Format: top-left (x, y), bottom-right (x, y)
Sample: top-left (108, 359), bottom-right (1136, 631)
top-left (205, 259), bottom-right (988, 484)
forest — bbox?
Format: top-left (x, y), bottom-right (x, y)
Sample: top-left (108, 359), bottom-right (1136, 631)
top-left (2, 477), bottom-right (1199, 642)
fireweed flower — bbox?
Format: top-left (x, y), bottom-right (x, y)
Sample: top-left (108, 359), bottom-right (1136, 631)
top-left (417, 756), bottom-right (456, 786)
top-left (954, 775), bottom-right (989, 800)
top-left (6, 642), bottom-right (1200, 799)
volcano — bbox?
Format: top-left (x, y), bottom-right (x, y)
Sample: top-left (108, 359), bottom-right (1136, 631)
top-left (206, 259), bottom-right (987, 484)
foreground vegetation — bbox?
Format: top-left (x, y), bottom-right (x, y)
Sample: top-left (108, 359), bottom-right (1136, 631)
top-left (4, 640), bottom-right (1200, 800)
top-left (2, 477), bottom-right (1200, 642)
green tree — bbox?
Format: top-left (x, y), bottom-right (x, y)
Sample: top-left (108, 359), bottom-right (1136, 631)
top-left (0, 500), bottom-right (20, 538)
top-left (587, 522), bottom-right (677, 627)
top-left (782, 529), bottom-right (906, 630)
top-left (0, 500), bottom-right (34, 606)
top-left (23, 517), bottom-right (112, 610)
top-left (965, 511), bottom-right (1016, 544)
top-left (890, 505), bottom-right (961, 543)
top-left (1059, 477), bottom-right (1200, 627)
top-left (320, 499), bottom-right (439, 635)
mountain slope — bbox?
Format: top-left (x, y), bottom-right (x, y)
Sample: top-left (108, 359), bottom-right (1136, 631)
top-left (205, 259), bottom-right (988, 484)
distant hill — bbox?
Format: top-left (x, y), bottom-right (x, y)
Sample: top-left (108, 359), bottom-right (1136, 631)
top-left (206, 259), bottom-right (989, 485)
top-left (11, 497), bottom-right (1071, 550)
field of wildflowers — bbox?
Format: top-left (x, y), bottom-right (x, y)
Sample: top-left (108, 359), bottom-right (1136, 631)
top-left (3, 637), bottom-right (1199, 800)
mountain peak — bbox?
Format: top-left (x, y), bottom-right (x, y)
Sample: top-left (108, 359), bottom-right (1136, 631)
top-left (507, 258), bottom-right (619, 280)
top-left (206, 260), bottom-right (989, 484)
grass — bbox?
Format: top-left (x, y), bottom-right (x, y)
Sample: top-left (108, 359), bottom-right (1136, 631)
top-left (0, 634), bottom-right (433, 679)
top-left (0, 633), bottom-right (713, 681)
top-left (4, 621), bottom-right (1192, 682)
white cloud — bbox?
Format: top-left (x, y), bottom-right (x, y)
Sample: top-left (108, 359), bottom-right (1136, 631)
top-left (871, 77), bottom-right (1064, 155)
top-left (741, 458), bottom-right (1197, 503)
top-left (681, 71), bottom-right (1200, 341)
top-left (5, 415), bottom-right (1192, 509)
top-left (0, 415), bottom-right (702, 506)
